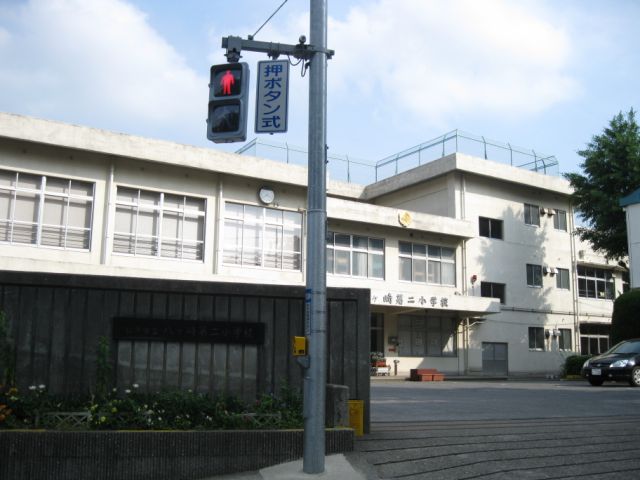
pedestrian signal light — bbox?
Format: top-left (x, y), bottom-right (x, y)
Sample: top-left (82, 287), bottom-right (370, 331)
top-left (207, 62), bottom-right (249, 143)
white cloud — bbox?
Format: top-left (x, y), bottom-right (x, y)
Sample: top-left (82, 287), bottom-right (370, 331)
top-left (0, 0), bottom-right (205, 139)
top-left (326, 0), bottom-right (578, 127)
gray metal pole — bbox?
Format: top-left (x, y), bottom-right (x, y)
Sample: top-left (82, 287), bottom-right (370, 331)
top-left (303, 0), bottom-right (328, 474)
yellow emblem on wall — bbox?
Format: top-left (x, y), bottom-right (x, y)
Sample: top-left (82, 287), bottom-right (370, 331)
top-left (398, 211), bottom-right (412, 227)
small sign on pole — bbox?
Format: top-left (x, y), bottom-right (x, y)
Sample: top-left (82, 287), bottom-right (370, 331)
top-left (255, 59), bottom-right (289, 134)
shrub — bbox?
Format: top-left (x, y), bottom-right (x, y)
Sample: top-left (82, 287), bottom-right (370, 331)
top-left (0, 383), bottom-right (303, 431)
top-left (611, 289), bottom-right (640, 344)
top-left (564, 355), bottom-right (591, 377)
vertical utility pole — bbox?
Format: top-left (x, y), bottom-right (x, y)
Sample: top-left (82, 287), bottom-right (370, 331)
top-left (217, 2), bottom-right (332, 474)
top-left (304, 0), bottom-right (328, 474)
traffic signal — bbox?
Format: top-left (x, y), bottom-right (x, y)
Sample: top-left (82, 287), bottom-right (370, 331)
top-left (207, 62), bottom-right (250, 143)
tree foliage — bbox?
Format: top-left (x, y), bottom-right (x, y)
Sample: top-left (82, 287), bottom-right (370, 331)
top-left (565, 109), bottom-right (640, 260)
top-left (611, 289), bottom-right (640, 344)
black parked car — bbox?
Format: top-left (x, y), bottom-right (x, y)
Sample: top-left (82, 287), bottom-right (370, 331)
top-left (582, 339), bottom-right (640, 386)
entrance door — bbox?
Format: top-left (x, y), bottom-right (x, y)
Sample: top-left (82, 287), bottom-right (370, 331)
top-left (482, 342), bottom-right (508, 376)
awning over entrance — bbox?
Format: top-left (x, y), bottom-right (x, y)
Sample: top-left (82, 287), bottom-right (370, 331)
top-left (370, 289), bottom-right (500, 318)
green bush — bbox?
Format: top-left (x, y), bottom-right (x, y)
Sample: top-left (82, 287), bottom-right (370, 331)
top-left (564, 355), bottom-right (591, 377)
top-left (611, 289), bottom-right (640, 344)
top-left (0, 383), bottom-right (303, 431)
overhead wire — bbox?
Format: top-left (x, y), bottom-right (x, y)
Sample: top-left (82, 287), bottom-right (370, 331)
top-left (250, 0), bottom-right (289, 40)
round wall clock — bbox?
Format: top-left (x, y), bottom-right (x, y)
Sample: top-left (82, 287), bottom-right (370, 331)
top-left (258, 186), bottom-right (275, 205)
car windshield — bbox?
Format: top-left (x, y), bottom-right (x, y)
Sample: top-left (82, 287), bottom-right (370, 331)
top-left (608, 340), bottom-right (640, 355)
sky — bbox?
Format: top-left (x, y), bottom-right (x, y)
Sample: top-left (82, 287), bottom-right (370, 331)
top-left (0, 0), bottom-right (638, 184)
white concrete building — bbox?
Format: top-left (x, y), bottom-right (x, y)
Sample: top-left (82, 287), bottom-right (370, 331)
top-left (0, 113), bottom-right (625, 377)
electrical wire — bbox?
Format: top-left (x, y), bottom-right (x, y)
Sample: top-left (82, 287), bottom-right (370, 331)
top-left (250, 0), bottom-right (289, 40)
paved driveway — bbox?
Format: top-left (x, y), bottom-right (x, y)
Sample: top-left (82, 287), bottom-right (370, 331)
top-left (356, 379), bottom-right (640, 479)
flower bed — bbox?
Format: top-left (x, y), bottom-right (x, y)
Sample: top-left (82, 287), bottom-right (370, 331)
top-left (0, 384), bottom-right (302, 431)
top-left (0, 383), bottom-right (354, 478)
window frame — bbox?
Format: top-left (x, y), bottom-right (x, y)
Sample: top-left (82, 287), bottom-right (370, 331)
top-left (553, 209), bottom-right (567, 231)
top-left (524, 203), bottom-right (540, 226)
top-left (326, 231), bottom-right (385, 279)
top-left (526, 263), bottom-right (543, 287)
top-left (556, 268), bottom-right (570, 290)
top-left (222, 201), bottom-right (302, 271)
top-left (0, 169), bottom-right (94, 250)
top-left (577, 265), bottom-right (615, 300)
top-left (480, 281), bottom-right (506, 304)
top-left (398, 241), bottom-right (456, 286)
top-left (113, 187), bottom-right (206, 261)
top-left (528, 326), bottom-right (545, 351)
top-left (397, 315), bottom-right (458, 357)
top-left (558, 328), bottom-right (572, 351)
top-left (479, 216), bottom-right (503, 240)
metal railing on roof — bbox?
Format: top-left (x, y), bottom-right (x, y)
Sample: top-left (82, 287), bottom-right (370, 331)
top-left (374, 130), bottom-right (559, 181)
top-left (236, 138), bottom-right (377, 184)
top-left (236, 130), bottom-right (559, 184)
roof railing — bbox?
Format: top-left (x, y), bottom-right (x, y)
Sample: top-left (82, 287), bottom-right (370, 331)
top-left (236, 130), bottom-right (559, 184)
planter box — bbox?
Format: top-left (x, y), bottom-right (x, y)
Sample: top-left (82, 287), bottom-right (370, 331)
top-left (0, 429), bottom-right (354, 480)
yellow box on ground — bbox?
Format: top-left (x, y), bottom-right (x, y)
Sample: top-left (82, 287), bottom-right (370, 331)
top-left (348, 399), bottom-right (364, 436)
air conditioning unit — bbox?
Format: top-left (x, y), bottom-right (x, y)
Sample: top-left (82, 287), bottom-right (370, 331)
top-left (540, 207), bottom-right (548, 215)
top-left (550, 267), bottom-right (558, 275)
top-left (547, 209), bottom-right (556, 216)
top-left (543, 266), bottom-right (551, 275)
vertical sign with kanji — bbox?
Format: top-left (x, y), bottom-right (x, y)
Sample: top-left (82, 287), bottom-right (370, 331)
top-left (255, 59), bottom-right (289, 134)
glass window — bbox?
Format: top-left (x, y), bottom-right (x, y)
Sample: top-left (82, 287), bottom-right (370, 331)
top-left (397, 315), bottom-right (457, 357)
top-left (114, 187), bottom-right (205, 260)
top-left (479, 217), bottom-right (503, 239)
top-left (223, 202), bottom-right (302, 270)
top-left (556, 268), bottom-right (570, 290)
top-left (0, 169), bottom-right (93, 250)
top-left (577, 265), bottom-right (614, 299)
top-left (480, 282), bottom-right (506, 304)
top-left (327, 232), bottom-right (385, 279)
top-left (399, 241), bottom-right (456, 286)
top-left (559, 329), bottom-right (572, 351)
top-left (526, 264), bottom-right (543, 287)
top-left (528, 327), bottom-right (545, 350)
top-left (524, 203), bottom-right (540, 226)
top-left (553, 209), bottom-right (567, 231)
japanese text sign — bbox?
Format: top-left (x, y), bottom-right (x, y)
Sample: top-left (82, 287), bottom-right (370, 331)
top-left (255, 60), bottom-right (289, 134)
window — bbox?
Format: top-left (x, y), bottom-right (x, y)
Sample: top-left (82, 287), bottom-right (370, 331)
top-left (327, 232), bottom-right (384, 279)
top-left (0, 169), bottom-right (93, 249)
top-left (223, 202), bottom-right (302, 270)
top-left (580, 323), bottom-right (610, 355)
top-left (114, 187), bottom-right (205, 260)
top-left (524, 203), bottom-right (540, 226)
top-left (526, 264), bottom-right (543, 287)
top-left (556, 268), bottom-right (570, 289)
top-left (577, 265), bottom-right (614, 299)
top-left (558, 328), bottom-right (572, 351)
top-left (399, 241), bottom-right (455, 285)
top-left (479, 217), bottom-right (503, 239)
top-left (480, 282), bottom-right (505, 304)
top-left (397, 315), bottom-right (457, 357)
top-left (553, 209), bottom-right (567, 231)
top-left (528, 327), bottom-right (545, 350)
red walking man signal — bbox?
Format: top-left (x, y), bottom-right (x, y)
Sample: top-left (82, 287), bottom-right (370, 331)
top-left (220, 70), bottom-right (235, 95)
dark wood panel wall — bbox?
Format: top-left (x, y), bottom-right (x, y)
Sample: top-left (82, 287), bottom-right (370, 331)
top-left (0, 271), bottom-right (370, 428)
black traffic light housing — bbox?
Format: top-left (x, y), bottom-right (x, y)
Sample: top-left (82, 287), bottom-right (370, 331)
top-left (207, 62), bottom-right (250, 143)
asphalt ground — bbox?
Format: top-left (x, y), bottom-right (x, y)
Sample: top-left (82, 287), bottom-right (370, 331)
top-left (356, 379), bottom-right (640, 479)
